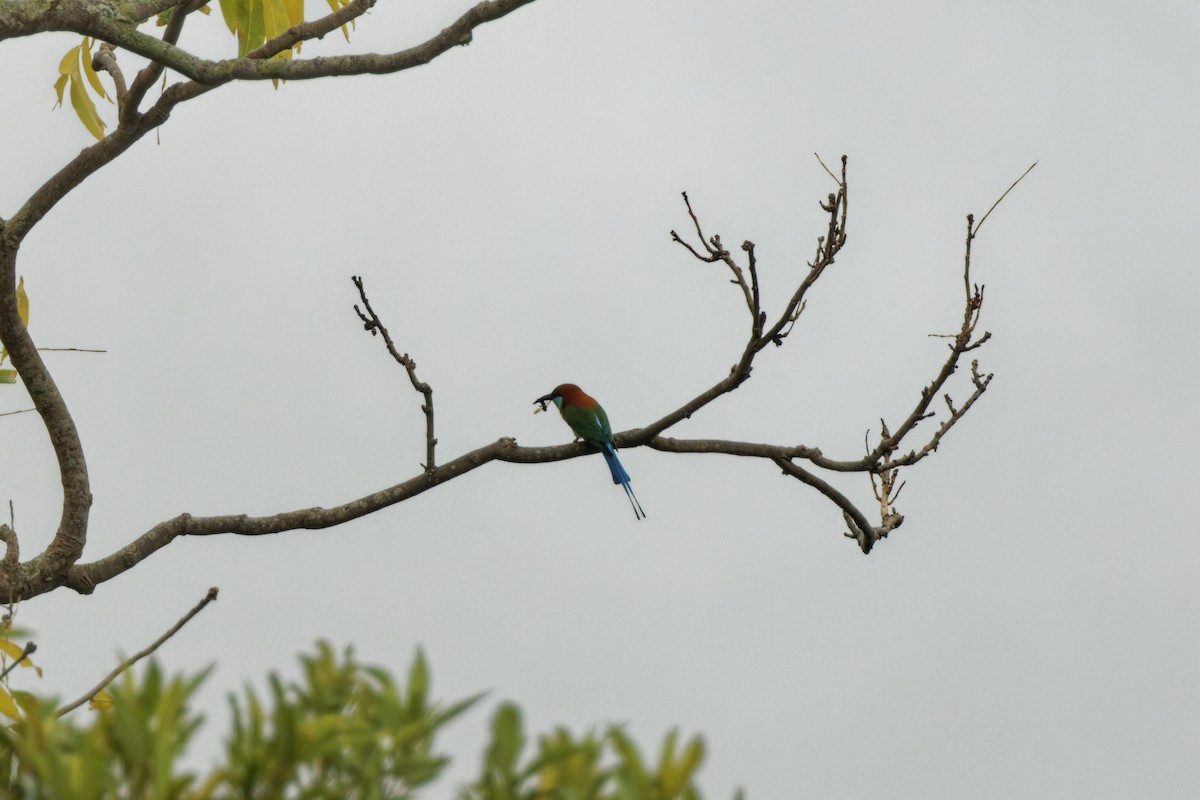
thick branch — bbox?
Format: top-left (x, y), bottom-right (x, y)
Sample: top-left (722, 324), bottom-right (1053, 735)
top-left (63, 437), bottom-right (584, 594)
top-left (0, 247), bottom-right (91, 581)
top-left (773, 457), bottom-right (900, 554)
top-left (0, 524), bottom-right (17, 571)
top-left (121, 0), bottom-right (206, 123)
top-left (121, 0), bottom-right (193, 22)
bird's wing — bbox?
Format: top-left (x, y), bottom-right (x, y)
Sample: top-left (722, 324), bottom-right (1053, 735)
top-left (563, 404), bottom-right (611, 444)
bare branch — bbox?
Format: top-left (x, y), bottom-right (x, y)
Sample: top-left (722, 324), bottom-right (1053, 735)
top-left (91, 43), bottom-right (127, 116)
top-left (813, 152), bottom-right (841, 184)
top-left (0, 247), bottom-right (92, 583)
top-left (972, 161), bottom-right (1037, 238)
top-left (0, 524), bottom-right (16, 572)
top-left (638, 156), bottom-right (848, 441)
top-left (64, 438), bottom-right (532, 592)
top-left (122, 0), bottom-right (207, 123)
top-left (670, 192), bottom-right (758, 320)
top-left (122, 0), bottom-right (194, 21)
top-left (772, 457), bottom-right (901, 554)
top-left (55, 587), bottom-right (218, 717)
top-left (352, 276), bottom-right (437, 471)
top-left (851, 159), bottom-right (1027, 476)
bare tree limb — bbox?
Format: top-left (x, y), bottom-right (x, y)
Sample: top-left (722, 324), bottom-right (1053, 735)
top-left (973, 161), bottom-right (1038, 238)
top-left (636, 155), bottom-right (849, 442)
top-left (55, 586), bottom-right (218, 717)
top-left (91, 43), bottom-right (127, 117)
top-left (0, 524), bottom-right (17, 571)
top-left (122, 0), bottom-right (194, 21)
top-left (353, 276), bottom-right (438, 471)
top-left (36, 157), bottom-right (1028, 599)
top-left (121, 0), bottom-right (206, 123)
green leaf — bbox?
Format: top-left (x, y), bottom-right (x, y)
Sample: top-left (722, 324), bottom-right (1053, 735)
top-left (0, 687), bottom-right (20, 720)
top-left (0, 638), bottom-right (25, 661)
top-left (407, 647), bottom-right (428, 712)
top-left (16, 276), bottom-right (28, 327)
top-left (662, 734), bottom-right (705, 799)
top-left (81, 38), bottom-right (110, 102)
top-left (0, 370), bottom-right (16, 384)
top-left (54, 39), bottom-right (106, 139)
top-left (486, 702), bottom-right (525, 773)
top-left (88, 688), bottom-right (114, 710)
top-left (609, 727), bottom-right (650, 791)
top-left (1, 276), bottom-right (26, 366)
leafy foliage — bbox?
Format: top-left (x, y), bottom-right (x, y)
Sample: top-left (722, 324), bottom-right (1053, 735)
top-left (54, 1), bottom-right (358, 136)
top-left (218, 0), bottom-right (305, 58)
top-left (52, 38), bottom-right (109, 140)
top-left (0, 641), bottom-right (736, 799)
top-left (459, 704), bottom-right (711, 800)
top-left (221, 641), bottom-right (477, 798)
top-left (0, 614), bottom-right (41, 721)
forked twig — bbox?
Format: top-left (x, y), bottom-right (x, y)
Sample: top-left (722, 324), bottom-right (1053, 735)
top-left (353, 276), bottom-right (438, 471)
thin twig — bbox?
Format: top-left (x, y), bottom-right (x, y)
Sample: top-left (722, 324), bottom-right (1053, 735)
top-left (972, 161), bottom-right (1037, 238)
top-left (55, 587), bottom-right (218, 717)
top-left (352, 276), bottom-right (437, 471)
top-left (0, 409), bottom-right (35, 418)
top-left (813, 152), bottom-right (840, 184)
top-left (0, 641), bottom-right (36, 682)
top-left (37, 347), bottom-right (107, 353)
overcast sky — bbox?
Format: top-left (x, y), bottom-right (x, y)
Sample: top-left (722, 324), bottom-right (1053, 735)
top-left (2, 1), bottom-right (1198, 797)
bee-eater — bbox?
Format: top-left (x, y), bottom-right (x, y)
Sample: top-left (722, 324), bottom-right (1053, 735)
top-left (534, 383), bottom-right (645, 520)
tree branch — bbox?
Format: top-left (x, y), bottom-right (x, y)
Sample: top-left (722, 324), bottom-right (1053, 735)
top-left (353, 276), bottom-right (438, 471)
top-left (53, 154), bottom-right (1023, 594)
top-left (2, 0), bottom-right (536, 86)
top-left (0, 524), bottom-right (17, 572)
top-left (636, 155), bottom-right (848, 442)
top-left (0, 0), bottom-right (541, 604)
top-left (121, 0), bottom-right (206, 123)
top-left (0, 246), bottom-right (92, 584)
top-left (55, 586), bottom-right (218, 717)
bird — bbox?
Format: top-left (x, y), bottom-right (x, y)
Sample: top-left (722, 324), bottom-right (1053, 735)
top-left (534, 383), bottom-right (645, 520)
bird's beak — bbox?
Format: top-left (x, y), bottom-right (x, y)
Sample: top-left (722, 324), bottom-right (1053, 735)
top-left (533, 392), bottom-right (555, 414)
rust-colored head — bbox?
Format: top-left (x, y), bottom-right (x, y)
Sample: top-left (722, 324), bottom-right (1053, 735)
top-left (533, 383), bottom-right (596, 412)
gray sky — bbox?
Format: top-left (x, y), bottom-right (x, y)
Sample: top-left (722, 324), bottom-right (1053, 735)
top-left (2, 1), bottom-right (1198, 797)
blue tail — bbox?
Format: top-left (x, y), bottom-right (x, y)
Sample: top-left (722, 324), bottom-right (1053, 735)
top-left (602, 443), bottom-right (645, 520)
